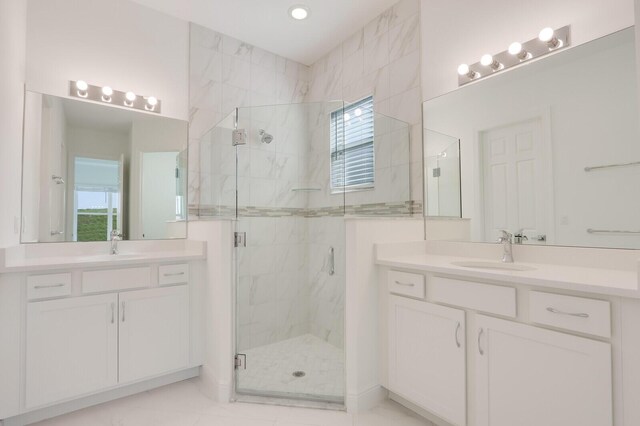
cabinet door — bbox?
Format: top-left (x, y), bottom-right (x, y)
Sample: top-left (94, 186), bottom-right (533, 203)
top-left (388, 295), bottom-right (466, 426)
top-left (26, 294), bottom-right (118, 408)
top-left (475, 315), bottom-right (612, 426)
top-left (119, 285), bottom-right (189, 383)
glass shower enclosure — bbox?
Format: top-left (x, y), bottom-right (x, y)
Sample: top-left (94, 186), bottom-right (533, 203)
top-left (198, 99), bottom-right (412, 405)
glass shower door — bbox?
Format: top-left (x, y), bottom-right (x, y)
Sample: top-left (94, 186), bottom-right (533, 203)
top-left (233, 102), bottom-right (346, 404)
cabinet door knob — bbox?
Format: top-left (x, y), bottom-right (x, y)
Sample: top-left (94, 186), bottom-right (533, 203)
top-left (121, 301), bottom-right (126, 322)
top-left (111, 302), bottom-right (115, 324)
top-left (478, 328), bottom-right (485, 355)
top-left (455, 322), bottom-right (461, 348)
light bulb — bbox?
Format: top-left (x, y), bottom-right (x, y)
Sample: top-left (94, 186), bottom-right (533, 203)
top-left (538, 27), bottom-right (555, 42)
top-left (289, 6), bottom-right (309, 20)
top-left (147, 96), bottom-right (158, 106)
top-left (344, 113), bottom-right (351, 121)
top-left (480, 54), bottom-right (494, 67)
top-left (101, 86), bottom-right (113, 102)
top-left (508, 42), bottom-right (523, 55)
top-left (125, 91), bottom-right (136, 102)
top-left (457, 64), bottom-right (470, 76)
top-left (354, 108), bottom-right (362, 117)
top-left (76, 80), bottom-right (88, 91)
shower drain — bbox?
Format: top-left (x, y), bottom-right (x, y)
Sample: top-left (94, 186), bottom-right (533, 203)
top-left (292, 371), bottom-right (306, 378)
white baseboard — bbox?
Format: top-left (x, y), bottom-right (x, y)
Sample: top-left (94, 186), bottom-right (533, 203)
top-left (3, 367), bottom-right (200, 426)
top-left (388, 391), bottom-right (452, 426)
top-left (196, 365), bottom-right (232, 403)
top-left (346, 385), bottom-right (388, 414)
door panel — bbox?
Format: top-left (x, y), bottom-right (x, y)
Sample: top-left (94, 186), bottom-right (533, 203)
top-left (26, 294), bottom-right (118, 408)
top-left (388, 296), bottom-right (466, 426)
top-left (475, 315), bottom-right (612, 426)
top-left (119, 286), bottom-right (189, 383)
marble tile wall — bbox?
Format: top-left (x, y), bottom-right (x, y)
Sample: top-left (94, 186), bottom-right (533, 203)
top-left (189, 23), bottom-right (310, 210)
top-left (304, 0), bottom-right (423, 207)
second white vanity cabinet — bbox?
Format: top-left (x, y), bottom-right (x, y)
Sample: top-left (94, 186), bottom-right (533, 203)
top-left (475, 314), bottom-right (612, 426)
top-left (388, 295), bottom-right (467, 426)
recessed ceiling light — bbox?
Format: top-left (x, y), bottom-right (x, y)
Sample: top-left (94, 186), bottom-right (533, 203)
top-left (289, 5), bottom-right (309, 20)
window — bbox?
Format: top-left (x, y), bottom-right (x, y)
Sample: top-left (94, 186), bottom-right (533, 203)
top-left (330, 96), bottom-right (375, 191)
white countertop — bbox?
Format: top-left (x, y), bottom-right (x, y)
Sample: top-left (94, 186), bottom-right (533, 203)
top-left (375, 241), bottom-right (640, 299)
top-left (0, 240), bottom-right (206, 273)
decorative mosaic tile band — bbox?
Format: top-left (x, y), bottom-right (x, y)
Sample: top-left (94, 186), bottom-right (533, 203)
top-left (189, 201), bottom-right (423, 218)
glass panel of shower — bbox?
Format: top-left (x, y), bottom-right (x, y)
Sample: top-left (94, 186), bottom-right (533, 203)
top-left (196, 99), bottom-right (413, 405)
top-left (233, 101), bottom-right (346, 404)
top-left (424, 129), bottom-right (461, 218)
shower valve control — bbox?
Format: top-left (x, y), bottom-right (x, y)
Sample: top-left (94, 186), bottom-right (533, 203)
top-left (232, 129), bottom-right (247, 146)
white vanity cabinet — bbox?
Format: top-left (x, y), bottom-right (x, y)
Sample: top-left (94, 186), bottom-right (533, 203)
top-left (119, 285), bottom-right (189, 383)
top-left (475, 314), bottom-right (612, 426)
top-left (23, 264), bottom-right (195, 410)
top-left (388, 295), bottom-right (467, 426)
top-left (26, 293), bottom-right (119, 408)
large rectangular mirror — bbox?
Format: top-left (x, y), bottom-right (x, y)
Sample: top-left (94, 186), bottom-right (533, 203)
top-left (21, 92), bottom-right (188, 243)
top-left (423, 27), bottom-right (640, 249)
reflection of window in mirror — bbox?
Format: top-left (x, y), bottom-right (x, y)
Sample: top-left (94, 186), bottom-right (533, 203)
top-left (72, 157), bottom-right (123, 242)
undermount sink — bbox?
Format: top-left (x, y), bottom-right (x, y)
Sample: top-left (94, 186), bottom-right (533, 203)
top-left (80, 254), bottom-right (146, 262)
top-left (451, 261), bottom-right (537, 272)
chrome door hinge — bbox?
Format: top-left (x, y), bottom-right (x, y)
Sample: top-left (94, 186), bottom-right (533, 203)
top-left (234, 232), bottom-right (246, 247)
top-left (235, 354), bottom-right (247, 370)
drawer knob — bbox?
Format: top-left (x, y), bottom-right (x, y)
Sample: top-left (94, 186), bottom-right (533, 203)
top-left (394, 280), bottom-right (415, 287)
top-left (164, 272), bottom-right (185, 277)
top-left (546, 307), bottom-right (590, 318)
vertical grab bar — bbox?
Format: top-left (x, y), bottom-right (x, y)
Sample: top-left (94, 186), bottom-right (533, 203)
top-left (328, 246), bottom-right (335, 276)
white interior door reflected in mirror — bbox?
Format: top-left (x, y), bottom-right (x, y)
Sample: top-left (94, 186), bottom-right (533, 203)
top-left (140, 152), bottom-right (182, 240)
top-left (480, 118), bottom-right (550, 244)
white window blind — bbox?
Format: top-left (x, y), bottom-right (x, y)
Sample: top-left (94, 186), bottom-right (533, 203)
top-left (330, 96), bottom-right (375, 191)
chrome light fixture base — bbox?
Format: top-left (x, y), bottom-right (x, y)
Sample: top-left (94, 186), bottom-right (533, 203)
top-left (458, 25), bottom-right (571, 87)
top-left (69, 81), bottom-right (162, 114)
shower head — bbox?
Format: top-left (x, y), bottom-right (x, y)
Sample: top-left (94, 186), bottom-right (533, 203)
top-left (259, 129), bottom-right (274, 144)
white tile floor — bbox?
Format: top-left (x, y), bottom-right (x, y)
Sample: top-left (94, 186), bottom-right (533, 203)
top-left (32, 378), bottom-right (435, 426)
top-left (237, 334), bottom-right (344, 401)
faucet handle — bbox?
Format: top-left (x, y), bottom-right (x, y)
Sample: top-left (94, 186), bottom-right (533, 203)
top-left (497, 230), bottom-right (513, 243)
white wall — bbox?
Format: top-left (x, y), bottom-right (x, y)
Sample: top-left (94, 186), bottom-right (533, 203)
top-left (345, 218), bottom-right (424, 412)
top-left (26, 0), bottom-right (189, 120)
top-left (421, 0), bottom-right (635, 100)
top-left (0, 0), bottom-right (27, 248)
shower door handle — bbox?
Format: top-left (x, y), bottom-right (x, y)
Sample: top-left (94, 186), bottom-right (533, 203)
top-left (328, 246), bottom-right (335, 276)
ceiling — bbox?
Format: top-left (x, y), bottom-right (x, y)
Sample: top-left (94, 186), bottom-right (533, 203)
top-left (129, 0), bottom-right (400, 65)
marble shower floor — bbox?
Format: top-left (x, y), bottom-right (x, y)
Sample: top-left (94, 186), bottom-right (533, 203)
top-left (32, 377), bottom-right (436, 426)
top-left (237, 334), bottom-right (344, 402)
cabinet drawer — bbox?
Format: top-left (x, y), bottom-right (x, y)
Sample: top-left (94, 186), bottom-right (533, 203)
top-left (529, 291), bottom-right (611, 338)
top-left (430, 276), bottom-right (516, 318)
top-left (388, 270), bottom-right (425, 299)
top-left (159, 264), bottom-right (189, 286)
top-left (27, 273), bottom-right (72, 300)
top-left (82, 267), bottom-right (151, 294)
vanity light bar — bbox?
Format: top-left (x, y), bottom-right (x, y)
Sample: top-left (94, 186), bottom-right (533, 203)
top-left (69, 81), bottom-right (162, 114)
top-left (457, 25), bottom-right (571, 87)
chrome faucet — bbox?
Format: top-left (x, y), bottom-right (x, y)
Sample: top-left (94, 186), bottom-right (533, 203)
top-left (497, 230), bottom-right (514, 263)
top-left (514, 229), bottom-right (529, 245)
top-left (110, 230), bottom-right (123, 255)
